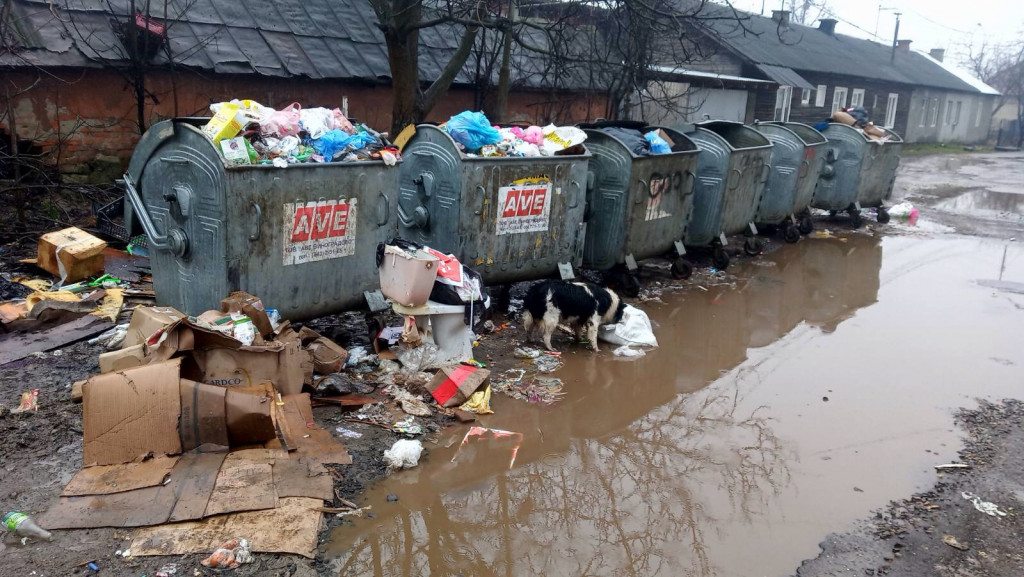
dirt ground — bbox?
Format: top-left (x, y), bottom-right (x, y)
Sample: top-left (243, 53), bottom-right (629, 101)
top-left (1, 150), bottom-right (1022, 576)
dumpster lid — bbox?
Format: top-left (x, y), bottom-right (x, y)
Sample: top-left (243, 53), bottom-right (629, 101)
top-left (696, 120), bottom-right (772, 151)
top-left (760, 121), bottom-right (827, 146)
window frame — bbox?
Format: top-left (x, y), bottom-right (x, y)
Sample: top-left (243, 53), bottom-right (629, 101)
top-left (815, 85), bottom-right (827, 107)
top-left (831, 87), bottom-right (848, 114)
top-left (774, 85), bottom-right (793, 122)
top-left (801, 88), bottom-right (811, 106)
top-left (850, 88), bottom-right (865, 108)
top-left (884, 93), bottom-right (899, 129)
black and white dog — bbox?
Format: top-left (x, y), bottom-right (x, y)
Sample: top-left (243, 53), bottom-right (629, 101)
top-left (522, 280), bottom-right (626, 352)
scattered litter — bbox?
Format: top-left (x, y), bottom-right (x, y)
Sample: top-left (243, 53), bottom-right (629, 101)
top-left (533, 354), bottom-right (563, 373)
top-left (942, 534), bottom-right (970, 551)
top-left (458, 385), bottom-right (494, 414)
top-left (2, 512), bottom-right (53, 541)
top-left (200, 537), bottom-right (253, 569)
top-left (9, 390), bottom-right (39, 413)
top-left (345, 346), bottom-right (372, 367)
top-left (392, 416), bottom-right (424, 436)
top-left (427, 365), bottom-right (490, 407)
top-left (329, 505), bottom-right (371, 518)
top-left (514, 347), bottom-right (542, 359)
top-left (613, 345), bottom-right (646, 358)
top-left (810, 229), bottom-right (835, 239)
top-left (934, 463), bottom-right (971, 471)
top-left (316, 373), bottom-right (376, 396)
top-left (87, 562), bottom-right (100, 572)
top-left (962, 491), bottom-right (1007, 517)
top-left (491, 371), bottom-right (564, 405)
top-left (155, 562), bottom-right (178, 576)
top-left (87, 323), bottom-right (128, 349)
top-left (451, 427), bottom-right (524, 469)
top-left (386, 493), bottom-right (399, 502)
top-left (888, 201), bottom-right (919, 226)
top-left (334, 427), bottom-right (363, 439)
top-left (383, 439), bottom-right (424, 469)
top-left (385, 386), bottom-right (432, 417)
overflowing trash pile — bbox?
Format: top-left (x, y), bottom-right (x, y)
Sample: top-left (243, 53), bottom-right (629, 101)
top-left (203, 99), bottom-right (400, 167)
top-left (827, 106), bottom-right (894, 142)
top-left (595, 126), bottom-right (676, 155)
top-left (442, 110), bottom-right (587, 157)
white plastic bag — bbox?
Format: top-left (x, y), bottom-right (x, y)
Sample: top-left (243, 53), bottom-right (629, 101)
top-left (540, 124), bottom-right (587, 156)
top-left (383, 439), bottom-right (423, 469)
top-left (299, 107), bottom-right (334, 140)
top-left (598, 305), bottom-right (658, 347)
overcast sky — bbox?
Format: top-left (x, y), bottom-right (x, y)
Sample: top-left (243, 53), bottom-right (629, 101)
top-left (722, 0), bottom-right (1023, 70)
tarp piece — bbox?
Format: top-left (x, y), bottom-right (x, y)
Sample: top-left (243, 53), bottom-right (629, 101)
top-left (61, 456), bottom-right (180, 496)
top-left (38, 452), bottom-right (226, 530)
top-left (130, 497), bottom-right (323, 558)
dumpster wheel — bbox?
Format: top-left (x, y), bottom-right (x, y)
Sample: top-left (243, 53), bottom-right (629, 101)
top-left (783, 224), bottom-right (801, 244)
top-left (743, 237), bottom-right (763, 256)
top-left (712, 247), bottom-right (731, 270)
top-left (848, 207), bottom-right (863, 229)
top-left (876, 207), bottom-right (891, 224)
top-left (622, 274), bottom-right (641, 298)
top-left (671, 258), bottom-right (693, 280)
top-left (798, 215), bottom-right (814, 235)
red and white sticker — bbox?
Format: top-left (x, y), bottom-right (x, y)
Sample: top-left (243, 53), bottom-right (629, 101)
top-left (496, 183), bottom-right (552, 236)
top-left (282, 198), bottom-right (358, 265)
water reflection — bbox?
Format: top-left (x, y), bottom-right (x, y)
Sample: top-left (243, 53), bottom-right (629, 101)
top-left (934, 190), bottom-right (1024, 215)
top-left (327, 234), bottom-right (884, 577)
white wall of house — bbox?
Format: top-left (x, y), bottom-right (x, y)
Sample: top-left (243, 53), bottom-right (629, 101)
top-left (905, 89), bottom-right (995, 144)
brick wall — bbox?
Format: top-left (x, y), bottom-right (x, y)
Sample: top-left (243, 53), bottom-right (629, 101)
top-left (1, 67), bottom-right (608, 174)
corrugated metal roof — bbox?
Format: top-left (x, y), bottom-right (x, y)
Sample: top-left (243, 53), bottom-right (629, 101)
top-left (754, 64), bottom-right (813, 90)
top-left (702, 6), bottom-right (986, 94)
top-left (1, 0), bottom-right (595, 89)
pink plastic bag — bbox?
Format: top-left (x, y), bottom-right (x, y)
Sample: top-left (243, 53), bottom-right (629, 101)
top-left (330, 108), bottom-right (356, 135)
top-left (262, 103), bottom-right (302, 137)
top-left (523, 126), bottom-right (544, 145)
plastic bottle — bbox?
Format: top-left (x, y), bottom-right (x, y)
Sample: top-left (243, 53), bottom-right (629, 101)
top-left (2, 512), bottom-right (53, 541)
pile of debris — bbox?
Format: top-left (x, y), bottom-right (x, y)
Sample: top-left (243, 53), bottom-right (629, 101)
top-left (830, 106), bottom-right (893, 142)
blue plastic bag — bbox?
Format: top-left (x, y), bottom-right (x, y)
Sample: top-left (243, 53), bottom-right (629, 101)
top-left (311, 129), bottom-right (377, 160)
top-left (445, 111), bottom-right (502, 152)
top-left (644, 131), bottom-right (672, 154)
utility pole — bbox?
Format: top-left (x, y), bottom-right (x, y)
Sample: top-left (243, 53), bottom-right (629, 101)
top-left (890, 12), bottom-right (901, 64)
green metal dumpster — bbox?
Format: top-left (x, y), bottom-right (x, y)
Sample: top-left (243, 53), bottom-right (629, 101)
top-left (813, 123), bottom-right (871, 228)
top-left (855, 128), bottom-right (904, 223)
top-left (579, 122), bottom-right (700, 294)
top-left (754, 121), bottom-right (827, 241)
top-left (685, 121), bottom-right (773, 269)
top-left (122, 119), bottom-right (399, 319)
top-left (396, 125), bottom-right (589, 285)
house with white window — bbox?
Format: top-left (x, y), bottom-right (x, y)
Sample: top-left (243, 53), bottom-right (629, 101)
top-left (689, 9), bottom-right (997, 144)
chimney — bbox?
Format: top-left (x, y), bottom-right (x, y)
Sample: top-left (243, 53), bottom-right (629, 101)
top-left (929, 48), bottom-right (945, 62)
top-left (772, 10), bottom-right (790, 26)
top-left (818, 18), bottom-right (837, 36)
top-left (897, 39), bottom-right (912, 52)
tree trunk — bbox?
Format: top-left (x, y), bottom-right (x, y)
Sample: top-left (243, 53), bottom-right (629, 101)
top-left (494, 25), bottom-right (513, 122)
top-left (384, 27), bottom-right (423, 136)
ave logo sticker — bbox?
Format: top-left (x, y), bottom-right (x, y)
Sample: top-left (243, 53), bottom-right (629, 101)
top-left (282, 198), bottom-right (358, 265)
top-left (496, 183), bottom-right (552, 235)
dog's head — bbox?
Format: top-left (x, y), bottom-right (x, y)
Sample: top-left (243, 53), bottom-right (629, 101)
top-left (608, 290), bottom-right (627, 324)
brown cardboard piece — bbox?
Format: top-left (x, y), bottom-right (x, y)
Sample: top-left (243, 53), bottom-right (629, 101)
top-left (98, 344), bottom-right (147, 373)
top-left (277, 394), bottom-right (352, 465)
top-left (273, 458), bottom-right (334, 500)
top-left (221, 291), bottom-right (273, 337)
top-left (179, 379), bottom-right (230, 450)
top-left (37, 226), bottom-right (106, 283)
top-left (224, 382), bottom-right (277, 446)
top-left (428, 365), bottom-right (491, 408)
top-left (204, 456), bottom-right (278, 517)
top-left (149, 319), bottom-right (308, 395)
top-left (83, 359), bottom-right (183, 466)
top-left (38, 452), bottom-right (226, 529)
top-left (130, 497), bottom-right (323, 558)
top-left (71, 379), bottom-right (87, 402)
top-left (61, 456), bottom-right (179, 496)
top-left (307, 337), bottom-right (348, 374)
top-left (123, 306), bottom-right (186, 349)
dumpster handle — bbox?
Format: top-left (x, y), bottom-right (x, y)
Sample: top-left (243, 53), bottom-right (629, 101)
top-left (376, 191), bottom-right (391, 226)
top-left (636, 180), bottom-right (648, 204)
top-left (727, 169), bottom-right (742, 190)
top-left (249, 202), bottom-right (262, 241)
top-left (474, 185), bottom-right (487, 216)
top-left (760, 163), bottom-right (772, 184)
top-left (568, 180), bottom-right (581, 209)
top-left (121, 173), bottom-right (189, 257)
top-left (684, 170), bottom-right (696, 196)
top-left (798, 160), bottom-right (810, 179)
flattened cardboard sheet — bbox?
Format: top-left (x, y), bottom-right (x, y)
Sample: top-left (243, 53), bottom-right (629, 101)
top-left (62, 456), bottom-right (179, 496)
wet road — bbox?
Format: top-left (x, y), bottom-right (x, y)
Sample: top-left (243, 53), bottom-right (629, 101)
top-left (325, 232), bottom-right (1024, 576)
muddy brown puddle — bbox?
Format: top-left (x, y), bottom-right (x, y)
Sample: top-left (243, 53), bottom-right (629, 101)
top-left (325, 234), bottom-right (1024, 577)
